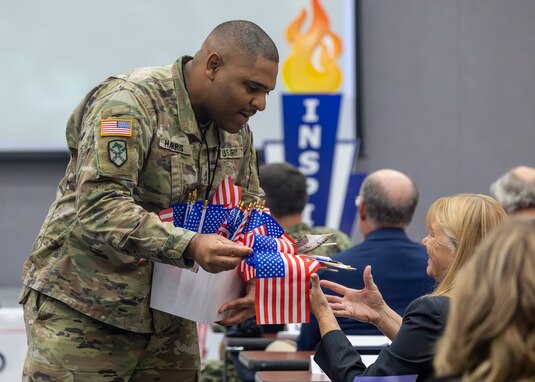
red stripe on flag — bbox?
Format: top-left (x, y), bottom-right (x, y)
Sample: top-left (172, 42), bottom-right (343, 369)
top-left (210, 176), bottom-right (242, 208)
top-left (159, 208), bottom-right (173, 222)
top-left (255, 255), bottom-right (320, 325)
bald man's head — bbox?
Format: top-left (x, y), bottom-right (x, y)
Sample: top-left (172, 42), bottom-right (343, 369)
top-left (359, 169), bottom-right (419, 228)
top-left (491, 166), bottom-right (535, 214)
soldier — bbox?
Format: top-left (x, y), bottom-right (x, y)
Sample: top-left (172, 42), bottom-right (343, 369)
top-left (20, 20), bottom-right (279, 381)
top-left (259, 162), bottom-right (353, 254)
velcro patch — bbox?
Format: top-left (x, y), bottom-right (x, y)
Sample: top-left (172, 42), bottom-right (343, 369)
top-left (220, 147), bottom-right (243, 159)
top-left (159, 138), bottom-right (192, 155)
top-left (108, 140), bottom-right (128, 167)
top-left (100, 119), bottom-right (133, 137)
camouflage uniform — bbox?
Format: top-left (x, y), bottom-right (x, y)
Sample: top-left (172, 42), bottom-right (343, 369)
top-left (199, 361), bottom-right (241, 382)
top-left (285, 222), bottom-right (353, 257)
top-left (20, 56), bottom-right (263, 381)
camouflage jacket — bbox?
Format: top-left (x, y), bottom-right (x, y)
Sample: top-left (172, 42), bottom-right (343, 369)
top-left (21, 56), bottom-right (263, 333)
top-left (285, 223), bottom-right (353, 258)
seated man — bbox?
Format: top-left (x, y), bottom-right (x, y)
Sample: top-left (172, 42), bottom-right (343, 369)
top-left (298, 169), bottom-right (434, 350)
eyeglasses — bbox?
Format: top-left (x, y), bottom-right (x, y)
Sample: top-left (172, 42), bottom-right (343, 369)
top-left (355, 195), bottom-right (363, 207)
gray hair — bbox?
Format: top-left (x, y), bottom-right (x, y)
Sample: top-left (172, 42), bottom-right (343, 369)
top-left (490, 171), bottom-right (535, 213)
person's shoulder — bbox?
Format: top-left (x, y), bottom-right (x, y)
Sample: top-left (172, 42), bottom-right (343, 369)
top-left (310, 225), bottom-right (346, 236)
top-left (285, 223), bottom-right (313, 238)
top-left (94, 64), bottom-right (174, 102)
top-left (118, 64), bottom-right (173, 84)
top-left (406, 295), bottom-right (449, 316)
top-left (311, 226), bottom-right (352, 245)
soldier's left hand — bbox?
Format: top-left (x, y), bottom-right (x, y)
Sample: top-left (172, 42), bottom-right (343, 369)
top-left (216, 279), bottom-right (255, 326)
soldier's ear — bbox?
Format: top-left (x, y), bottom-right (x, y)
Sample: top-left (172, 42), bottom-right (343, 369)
top-left (205, 52), bottom-right (222, 80)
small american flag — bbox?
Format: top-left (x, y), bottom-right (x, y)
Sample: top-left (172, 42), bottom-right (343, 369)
top-left (183, 202), bottom-right (231, 233)
top-left (239, 259), bottom-right (256, 282)
top-left (261, 213), bottom-right (286, 238)
top-left (158, 204), bottom-right (187, 225)
top-left (217, 207), bottom-right (245, 238)
top-left (243, 209), bottom-right (264, 234)
top-left (100, 119), bottom-right (133, 136)
top-left (256, 254), bottom-right (320, 324)
top-left (210, 176), bottom-right (242, 208)
top-left (241, 232), bottom-right (296, 257)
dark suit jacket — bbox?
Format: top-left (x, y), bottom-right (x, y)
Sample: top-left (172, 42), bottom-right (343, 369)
top-left (314, 296), bottom-right (449, 382)
top-left (298, 228), bottom-right (435, 350)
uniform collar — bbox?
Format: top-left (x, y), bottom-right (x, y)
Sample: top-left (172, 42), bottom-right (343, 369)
top-left (171, 56), bottom-right (217, 144)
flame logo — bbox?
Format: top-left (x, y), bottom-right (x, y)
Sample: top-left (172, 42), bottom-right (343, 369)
top-left (282, 0), bottom-right (343, 93)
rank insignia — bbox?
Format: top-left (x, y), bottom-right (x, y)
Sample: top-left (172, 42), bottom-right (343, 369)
top-left (108, 140), bottom-right (128, 167)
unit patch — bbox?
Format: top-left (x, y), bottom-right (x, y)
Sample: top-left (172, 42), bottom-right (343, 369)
top-left (100, 119), bottom-right (133, 137)
top-left (108, 140), bottom-right (128, 167)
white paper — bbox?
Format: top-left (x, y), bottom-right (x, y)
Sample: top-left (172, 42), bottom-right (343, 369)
top-left (150, 263), bottom-right (244, 323)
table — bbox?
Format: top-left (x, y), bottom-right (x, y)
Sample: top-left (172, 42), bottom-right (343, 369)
top-left (223, 337), bottom-right (278, 382)
top-left (348, 335), bottom-right (391, 355)
top-left (255, 370), bottom-right (331, 382)
top-left (224, 336), bottom-right (277, 350)
top-left (239, 350), bottom-right (314, 371)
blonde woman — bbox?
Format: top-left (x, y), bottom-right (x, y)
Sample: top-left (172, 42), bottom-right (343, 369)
top-left (309, 194), bottom-right (508, 382)
top-left (433, 218), bottom-right (535, 382)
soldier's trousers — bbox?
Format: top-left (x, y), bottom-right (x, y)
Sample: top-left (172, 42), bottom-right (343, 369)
top-left (22, 289), bottom-right (199, 381)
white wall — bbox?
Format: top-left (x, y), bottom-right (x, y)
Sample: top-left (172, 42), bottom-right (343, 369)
top-left (0, 0), bottom-right (354, 151)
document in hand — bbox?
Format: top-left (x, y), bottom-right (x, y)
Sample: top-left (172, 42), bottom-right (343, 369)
top-left (150, 263), bottom-right (243, 323)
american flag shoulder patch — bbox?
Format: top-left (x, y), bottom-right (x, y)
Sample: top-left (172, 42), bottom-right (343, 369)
top-left (100, 119), bottom-right (133, 137)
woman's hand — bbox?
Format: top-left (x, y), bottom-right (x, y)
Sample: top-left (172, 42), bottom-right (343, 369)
top-left (310, 273), bottom-right (341, 336)
top-left (321, 265), bottom-right (402, 339)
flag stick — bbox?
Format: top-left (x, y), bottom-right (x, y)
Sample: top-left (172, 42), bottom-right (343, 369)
top-left (197, 200), bottom-right (209, 233)
top-left (321, 242), bottom-right (338, 247)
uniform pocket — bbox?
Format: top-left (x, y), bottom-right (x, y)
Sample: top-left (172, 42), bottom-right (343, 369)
top-left (35, 294), bottom-right (54, 322)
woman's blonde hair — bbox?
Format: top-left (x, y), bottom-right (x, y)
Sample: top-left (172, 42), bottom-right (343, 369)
top-left (426, 194), bottom-right (508, 296)
top-left (434, 218), bottom-right (535, 381)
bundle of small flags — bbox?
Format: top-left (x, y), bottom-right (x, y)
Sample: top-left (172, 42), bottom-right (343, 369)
top-left (158, 176), bottom-right (354, 324)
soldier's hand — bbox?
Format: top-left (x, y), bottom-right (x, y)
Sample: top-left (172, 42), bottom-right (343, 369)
top-left (185, 234), bottom-right (252, 273)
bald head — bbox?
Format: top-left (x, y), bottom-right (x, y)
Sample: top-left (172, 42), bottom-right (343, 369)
top-left (491, 166), bottom-right (535, 214)
top-left (199, 20), bottom-right (279, 64)
top-left (512, 166), bottom-right (535, 182)
top-left (360, 169), bottom-right (419, 228)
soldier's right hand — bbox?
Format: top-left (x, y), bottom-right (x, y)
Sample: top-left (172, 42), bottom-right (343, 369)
top-left (184, 234), bottom-right (252, 273)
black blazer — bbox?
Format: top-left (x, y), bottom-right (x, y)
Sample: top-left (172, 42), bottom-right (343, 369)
top-left (314, 295), bottom-right (449, 382)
